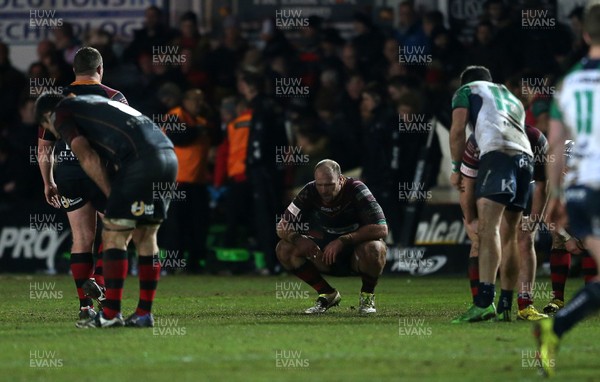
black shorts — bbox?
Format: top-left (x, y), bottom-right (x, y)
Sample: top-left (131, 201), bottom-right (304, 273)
top-left (56, 176), bottom-right (106, 212)
top-left (105, 149), bottom-right (178, 224)
top-left (566, 185), bottom-right (600, 240)
top-left (476, 151), bottom-right (533, 211)
top-left (311, 234), bottom-right (359, 277)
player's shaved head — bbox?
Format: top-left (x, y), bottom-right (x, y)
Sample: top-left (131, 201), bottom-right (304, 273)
top-left (314, 160), bottom-right (343, 203)
top-left (73, 47), bottom-right (103, 75)
top-left (584, 4), bottom-right (600, 44)
top-left (460, 65), bottom-right (492, 85)
top-left (315, 159), bottom-right (341, 178)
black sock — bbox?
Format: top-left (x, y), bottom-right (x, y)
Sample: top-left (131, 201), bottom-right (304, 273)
top-left (554, 282), bottom-right (600, 338)
top-left (477, 282), bottom-right (495, 308)
top-left (497, 289), bottom-right (513, 313)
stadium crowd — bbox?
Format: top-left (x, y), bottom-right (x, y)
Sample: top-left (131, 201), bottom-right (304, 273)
top-left (0, 1), bottom-right (588, 272)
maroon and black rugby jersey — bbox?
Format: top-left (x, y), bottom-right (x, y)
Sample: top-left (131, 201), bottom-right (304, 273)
top-left (283, 177), bottom-right (386, 240)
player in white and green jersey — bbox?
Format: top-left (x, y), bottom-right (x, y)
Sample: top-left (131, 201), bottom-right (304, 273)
top-left (450, 66), bottom-right (534, 323)
top-left (452, 80), bottom-right (533, 158)
top-left (533, 4), bottom-right (600, 377)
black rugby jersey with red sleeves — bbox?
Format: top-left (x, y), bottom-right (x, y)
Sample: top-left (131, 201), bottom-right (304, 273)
top-left (37, 80), bottom-right (128, 180)
top-left (53, 94), bottom-right (173, 167)
top-left (283, 177), bottom-right (386, 240)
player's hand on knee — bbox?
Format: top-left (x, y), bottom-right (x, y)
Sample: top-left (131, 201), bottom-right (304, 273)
top-left (294, 236), bottom-right (320, 258)
top-left (565, 237), bottom-right (583, 255)
top-left (464, 218), bottom-right (478, 242)
top-left (323, 240), bottom-right (343, 265)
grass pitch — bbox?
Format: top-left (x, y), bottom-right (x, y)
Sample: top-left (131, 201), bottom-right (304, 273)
top-left (0, 274), bottom-right (598, 382)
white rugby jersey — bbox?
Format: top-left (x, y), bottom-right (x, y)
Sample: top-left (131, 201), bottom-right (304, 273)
top-left (452, 80), bottom-right (532, 157)
top-left (551, 58), bottom-right (600, 187)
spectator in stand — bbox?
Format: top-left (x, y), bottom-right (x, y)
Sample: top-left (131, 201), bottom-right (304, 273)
top-left (213, 96), bottom-right (253, 249)
top-left (340, 71), bottom-right (365, 127)
top-left (396, 93), bottom-right (441, 194)
top-left (515, 1), bottom-right (570, 76)
top-left (174, 11), bottom-right (203, 50)
top-left (129, 51), bottom-right (186, 115)
top-left (423, 10), bottom-right (445, 40)
top-left (0, 138), bottom-right (32, 203)
top-left (297, 16), bottom-right (323, 89)
top-left (3, 95), bottom-right (43, 200)
top-left (0, 42), bottom-right (27, 129)
top-left (180, 48), bottom-right (209, 90)
top-left (386, 75), bottom-right (421, 105)
top-left (318, 28), bottom-right (345, 76)
top-left (340, 43), bottom-right (359, 81)
top-left (157, 82), bottom-right (183, 114)
top-left (36, 40), bottom-right (56, 63)
top-left (374, 38), bottom-right (408, 81)
top-left (53, 22), bottom-right (81, 65)
top-left (315, 91), bottom-right (360, 171)
top-left (360, 82), bottom-right (401, 244)
top-left (465, 21), bottom-right (506, 82)
top-left (160, 89), bottom-right (215, 273)
top-left (238, 70), bottom-right (288, 274)
top-left (5, 95), bottom-right (38, 154)
top-left (40, 48), bottom-right (73, 87)
top-left (174, 12), bottom-right (212, 92)
top-left (394, 0), bottom-right (429, 77)
top-left (122, 5), bottom-right (179, 64)
top-left (209, 16), bottom-right (249, 101)
top-left (291, 119), bottom-right (330, 188)
top-left (259, 18), bottom-right (295, 61)
top-left (352, 12), bottom-right (385, 82)
top-left (428, 26), bottom-right (463, 83)
top-left (480, 0), bottom-right (520, 74)
top-left (565, 6), bottom-right (588, 69)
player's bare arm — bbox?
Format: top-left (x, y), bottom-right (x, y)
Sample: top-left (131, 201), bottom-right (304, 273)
top-left (459, 176), bottom-right (478, 242)
top-left (70, 135), bottom-right (112, 197)
top-left (449, 107), bottom-right (468, 190)
top-left (276, 219), bottom-right (320, 257)
top-left (37, 138), bottom-right (60, 208)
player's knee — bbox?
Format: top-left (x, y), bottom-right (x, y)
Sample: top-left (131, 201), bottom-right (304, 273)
top-left (517, 231), bottom-right (534, 253)
top-left (101, 230), bottom-right (128, 250)
top-left (276, 240), bottom-right (293, 262)
top-left (357, 241), bottom-right (386, 266)
top-left (71, 227), bottom-right (95, 249)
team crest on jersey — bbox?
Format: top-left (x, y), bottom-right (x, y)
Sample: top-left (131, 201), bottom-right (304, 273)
top-left (131, 201), bottom-right (145, 216)
top-left (131, 201), bottom-right (155, 216)
top-left (60, 196), bottom-right (82, 209)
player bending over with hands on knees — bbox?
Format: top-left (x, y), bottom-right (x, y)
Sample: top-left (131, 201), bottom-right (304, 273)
top-left (36, 92), bottom-right (178, 328)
